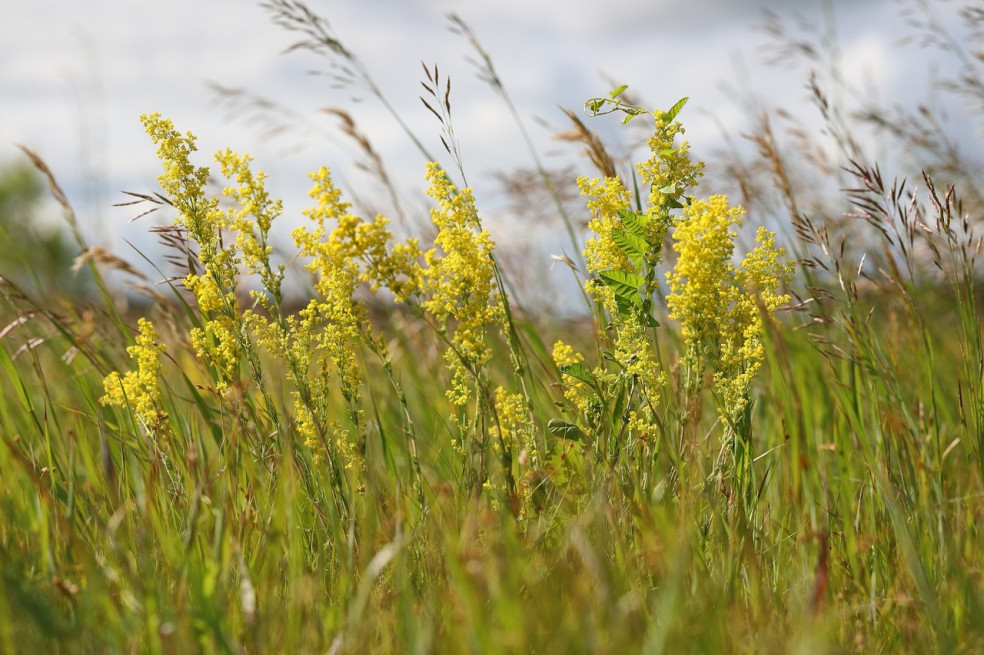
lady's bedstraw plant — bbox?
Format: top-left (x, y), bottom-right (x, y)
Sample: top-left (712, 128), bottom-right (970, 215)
top-left (551, 94), bottom-right (700, 477)
top-left (103, 94), bottom-right (787, 521)
top-left (111, 113), bottom-right (372, 518)
top-left (293, 160), bottom-right (529, 508)
top-left (102, 113), bottom-right (541, 517)
top-left (419, 163), bottom-right (504, 409)
top-left (554, 89), bottom-right (791, 497)
top-left (411, 163), bottom-right (533, 509)
top-left (100, 317), bottom-right (167, 433)
top-left (139, 114), bottom-right (254, 394)
top-left (666, 198), bottom-right (792, 499)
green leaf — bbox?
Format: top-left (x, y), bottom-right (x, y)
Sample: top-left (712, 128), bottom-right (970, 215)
top-left (585, 98), bottom-right (605, 115)
top-left (638, 298), bottom-right (661, 328)
top-left (548, 418), bottom-right (582, 441)
top-left (610, 84), bottom-right (629, 99)
top-left (611, 379), bottom-right (628, 422)
top-left (560, 362), bottom-right (594, 386)
top-left (612, 228), bottom-right (648, 269)
top-left (598, 270), bottom-right (645, 307)
top-left (616, 208), bottom-right (649, 236)
top-left (660, 96), bottom-right (689, 123)
top-left (598, 270), bottom-right (644, 291)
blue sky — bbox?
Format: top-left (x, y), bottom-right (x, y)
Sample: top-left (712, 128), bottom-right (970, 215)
top-left (1, 0), bottom-right (970, 305)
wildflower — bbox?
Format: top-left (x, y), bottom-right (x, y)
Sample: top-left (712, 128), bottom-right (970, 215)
top-left (183, 273), bottom-right (242, 389)
top-left (292, 167), bottom-right (373, 400)
top-left (215, 148), bottom-right (284, 304)
top-left (636, 116), bottom-right (704, 215)
top-left (580, 175), bottom-right (633, 276)
top-left (577, 120), bottom-right (682, 407)
top-left (613, 315), bottom-right (665, 394)
top-left (551, 341), bottom-right (583, 369)
top-left (141, 115), bottom-right (247, 393)
top-left (551, 340), bottom-right (597, 422)
top-left (419, 162), bottom-right (504, 406)
top-left (665, 195), bottom-right (743, 376)
top-left (282, 165), bottom-right (389, 479)
top-left (101, 318), bottom-right (166, 429)
top-left (666, 196), bottom-right (792, 424)
top-left (140, 113), bottom-right (225, 264)
top-left (494, 386), bottom-right (536, 460)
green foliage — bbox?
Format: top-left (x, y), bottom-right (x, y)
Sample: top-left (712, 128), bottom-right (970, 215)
top-left (596, 207), bottom-right (664, 328)
top-left (0, 161), bottom-right (86, 298)
top-left (3, 5), bottom-right (984, 653)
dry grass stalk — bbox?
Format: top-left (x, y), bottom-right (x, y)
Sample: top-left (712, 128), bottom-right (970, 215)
top-left (321, 107), bottom-right (407, 224)
top-left (72, 246), bottom-right (149, 281)
top-left (555, 108), bottom-right (617, 179)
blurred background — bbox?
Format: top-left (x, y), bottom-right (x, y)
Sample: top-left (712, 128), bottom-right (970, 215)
top-left (0, 0), bottom-right (978, 308)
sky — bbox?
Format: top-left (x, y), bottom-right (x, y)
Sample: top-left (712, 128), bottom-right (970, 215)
top-left (0, 0), bottom-right (972, 306)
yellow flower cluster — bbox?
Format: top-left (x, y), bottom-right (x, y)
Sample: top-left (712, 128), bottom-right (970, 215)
top-left (215, 149), bottom-right (284, 301)
top-left (283, 167), bottom-right (375, 466)
top-left (571, 116), bottom-right (701, 432)
top-left (183, 273), bottom-right (242, 388)
top-left (278, 165), bottom-right (426, 475)
top-left (551, 341), bottom-right (582, 369)
top-left (101, 318), bottom-right (166, 429)
top-left (293, 167), bottom-right (422, 301)
top-left (141, 114), bottom-right (254, 393)
top-left (419, 163), bottom-right (504, 406)
top-left (637, 116), bottom-right (704, 215)
top-left (579, 117), bottom-right (701, 283)
top-left (141, 113), bottom-right (225, 264)
top-left (494, 386), bottom-right (535, 461)
top-left (130, 117), bottom-right (423, 485)
top-left (580, 175), bottom-right (632, 277)
top-left (613, 315), bottom-right (665, 394)
top-left (666, 196), bottom-right (792, 424)
top-left (551, 340), bottom-right (596, 420)
top-left (666, 196), bottom-right (743, 363)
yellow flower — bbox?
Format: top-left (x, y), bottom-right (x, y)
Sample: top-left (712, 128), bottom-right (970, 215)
top-left (551, 341), bottom-right (583, 368)
top-left (419, 163), bottom-right (504, 406)
top-left (613, 315), bottom-right (665, 394)
top-left (666, 196), bottom-right (792, 424)
top-left (101, 318), bottom-right (167, 428)
top-left (665, 195), bottom-right (743, 363)
top-left (637, 116), bottom-right (704, 214)
top-left (494, 386), bottom-right (536, 460)
top-left (577, 119), bottom-right (685, 405)
top-left (551, 340), bottom-right (598, 422)
top-left (215, 148), bottom-right (284, 302)
top-left (291, 167), bottom-right (375, 400)
top-left (142, 115), bottom-right (249, 393)
top-left (141, 113), bottom-right (225, 265)
top-left (183, 273), bottom-right (242, 391)
top-left (579, 175), bottom-right (633, 276)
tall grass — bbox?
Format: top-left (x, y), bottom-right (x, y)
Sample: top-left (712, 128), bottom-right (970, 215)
top-left (2, 2), bottom-right (984, 653)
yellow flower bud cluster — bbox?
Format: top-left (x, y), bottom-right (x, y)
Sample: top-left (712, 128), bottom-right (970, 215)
top-left (140, 114), bottom-right (256, 392)
top-left (100, 318), bottom-right (166, 429)
top-left (215, 148), bottom-right (284, 303)
top-left (419, 163), bottom-right (505, 407)
top-left (637, 117), bottom-right (704, 215)
top-left (580, 176), bottom-right (633, 277)
top-left (666, 197), bottom-right (793, 425)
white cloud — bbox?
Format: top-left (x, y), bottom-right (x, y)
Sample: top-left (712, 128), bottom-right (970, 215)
top-left (0, 0), bottom-right (972, 273)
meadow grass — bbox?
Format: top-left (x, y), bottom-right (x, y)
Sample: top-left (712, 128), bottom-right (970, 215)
top-left (3, 3), bottom-right (984, 653)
